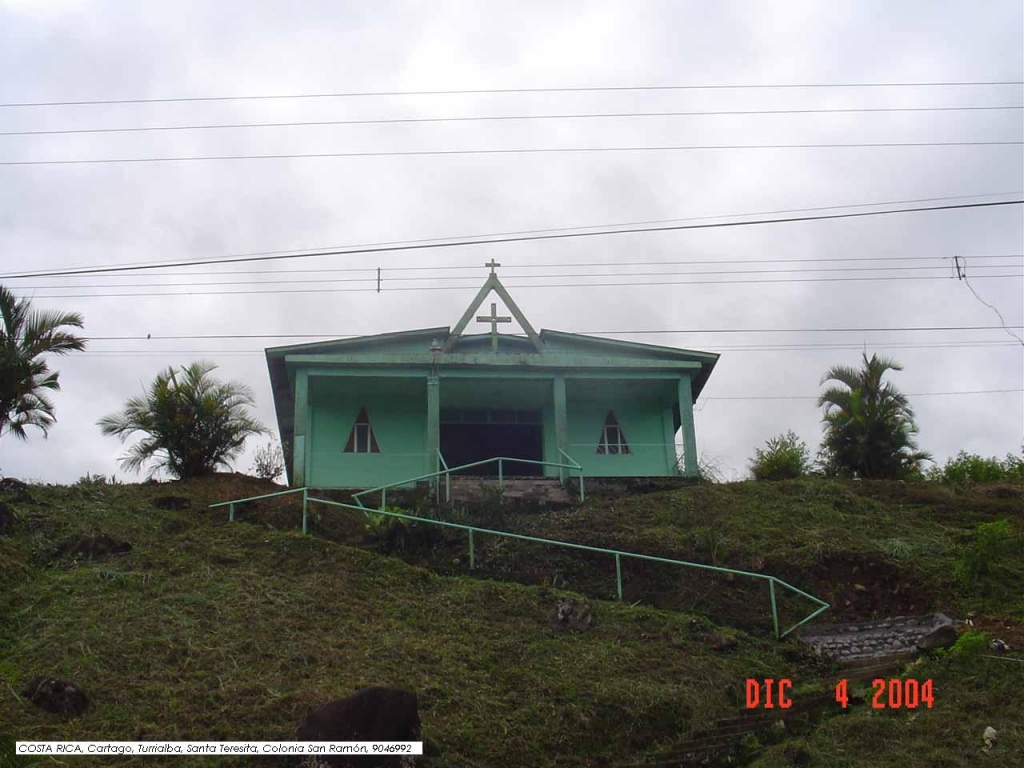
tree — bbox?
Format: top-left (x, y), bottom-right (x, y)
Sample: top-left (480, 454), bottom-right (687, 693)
top-left (817, 352), bottom-right (930, 479)
top-left (0, 285), bottom-right (86, 441)
top-left (98, 361), bottom-right (267, 479)
top-left (750, 431), bottom-right (810, 480)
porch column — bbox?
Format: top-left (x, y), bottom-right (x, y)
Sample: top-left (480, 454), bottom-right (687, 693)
top-left (292, 370), bottom-right (309, 486)
top-left (426, 375), bottom-right (440, 475)
top-left (663, 407), bottom-right (679, 475)
top-left (678, 375), bottom-right (699, 477)
top-left (553, 374), bottom-right (569, 480)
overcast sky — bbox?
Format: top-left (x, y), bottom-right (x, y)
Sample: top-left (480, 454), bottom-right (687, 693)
top-left (1, 0), bottom-right (1021, 483)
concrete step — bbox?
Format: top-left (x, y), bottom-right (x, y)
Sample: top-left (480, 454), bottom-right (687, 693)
top-left (447, 476), bottom-right (572, 505)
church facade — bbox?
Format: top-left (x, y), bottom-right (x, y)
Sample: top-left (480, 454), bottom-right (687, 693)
top-left (266, 267), bottom-right (719, 488)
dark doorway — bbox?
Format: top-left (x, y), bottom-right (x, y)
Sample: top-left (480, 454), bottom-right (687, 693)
top-left (440, 408), bottom-right (544, 475)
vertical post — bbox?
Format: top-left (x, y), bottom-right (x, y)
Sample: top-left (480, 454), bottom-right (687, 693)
top-left (229, 503), bottom-right (235, 523)
top-left (425, 375), bottom-right (440, 478)
top-left (301, 487), bottom-right (308, 535)
top-left (498, 458), bottom-right (503, 490)
top-left (381, 488), bottom-right (387, 511)
top-left (553, 374), bottom-right (569, 483)
top-left (292, 370), bottom-right (310, 486)
top-left (578, 468), bottom-right (585, 502)
top-left (677, 375), bottom-right (699, 477)
top-left (469, 529), bottom-right (475, 569)
top-left (446, 472), bottom-right (451, 503)
top-left (769, 578), bottom-right (780, 639)
top-left (663, 407), bottom-right (680, 475)
top-left (615, 553), bottom-right (623, 601)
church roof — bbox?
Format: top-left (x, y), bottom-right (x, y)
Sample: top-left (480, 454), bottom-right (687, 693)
top-left (265, 267), bottom-right (718, 470)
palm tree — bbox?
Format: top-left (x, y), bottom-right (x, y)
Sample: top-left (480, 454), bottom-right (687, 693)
top-left (0, 285), bottom-right (86, 441)
top-left (817, 352), bottom-right (931, 479)
top-left (98, 361), bottom-right (267, 479)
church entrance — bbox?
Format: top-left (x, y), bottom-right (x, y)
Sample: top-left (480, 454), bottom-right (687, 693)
top-left (440, 408), bottom-right (544, 476)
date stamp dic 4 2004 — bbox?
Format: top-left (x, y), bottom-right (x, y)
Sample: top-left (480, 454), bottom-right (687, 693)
top-left (745, 678), bottom-right (935, 710)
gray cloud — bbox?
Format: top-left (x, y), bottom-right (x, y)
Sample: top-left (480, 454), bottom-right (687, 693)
top-left (1, 0), bottom-right (1021, 483)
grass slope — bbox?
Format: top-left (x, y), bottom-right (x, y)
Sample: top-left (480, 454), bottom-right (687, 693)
top-left (1, 478), bottom-right (790, 768)
top-left (2, 475), bottom-right (1022, 766)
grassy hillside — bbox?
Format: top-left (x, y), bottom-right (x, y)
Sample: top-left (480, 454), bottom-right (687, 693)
top-left (1, 475), bottom-right (1022, 766)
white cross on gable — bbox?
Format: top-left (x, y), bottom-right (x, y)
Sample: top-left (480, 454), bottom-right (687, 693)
top-left (476, 302), bottom-right (512, 351)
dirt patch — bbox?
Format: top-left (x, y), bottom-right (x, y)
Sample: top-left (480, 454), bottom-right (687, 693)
top-left (151, 495), bottom-right (192, 510)
top-left (22, 676), bottom-right (89, 717)
top-left (54, 533), bottom-right (132, 560)
top-left (774, 553), bottom-right (937, 621)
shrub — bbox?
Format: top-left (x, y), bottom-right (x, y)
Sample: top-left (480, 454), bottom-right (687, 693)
top-left (250, 443), bottom-right (285, 481)
top-left (750, 431), bottom-right (810, 481)
top-left (75, 473), bottom-right (120, 487)
top-left (955, 519), bottom-right (1013, 584)
top-left (926, 450), bottom-right (1024, 484)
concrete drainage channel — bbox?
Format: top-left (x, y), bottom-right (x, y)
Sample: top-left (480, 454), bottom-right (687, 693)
top-left (797, 612), bottom-right (956, 662)
top-left (620, 614), bottom-right (957, 767)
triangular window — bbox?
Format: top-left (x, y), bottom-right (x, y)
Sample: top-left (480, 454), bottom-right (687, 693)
top-left (596, 411), bottom-right (630, 454)
top-left (344, 407), bottom-right (381, 453)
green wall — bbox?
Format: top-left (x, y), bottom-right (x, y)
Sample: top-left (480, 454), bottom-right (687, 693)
top-left (307, 376), bottom-right (428, 488)
top-left (566, 398), bottom-right (677, 477)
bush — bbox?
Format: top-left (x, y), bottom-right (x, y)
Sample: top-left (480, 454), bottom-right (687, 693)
top-left (750, 431), bottom-right (810, 481)
top-left (955, 519), bottom-right (1013, 585)
top-left (926, 450), bottom-right (1024, 484)
top-left (250, 443), bottom-right (285, 481)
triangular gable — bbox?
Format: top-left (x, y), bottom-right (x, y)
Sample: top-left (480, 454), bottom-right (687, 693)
top-left (442, 264), bottom-right (544, 353)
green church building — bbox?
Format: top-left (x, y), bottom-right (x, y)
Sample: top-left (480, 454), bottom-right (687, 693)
top-left (266, 263), bottom-right (719, 489)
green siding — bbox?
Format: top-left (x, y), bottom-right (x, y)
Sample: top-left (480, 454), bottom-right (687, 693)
top-left (567, 398), bottom-right (677, 477)
top-left (307, 376), bottom-right (428, 487)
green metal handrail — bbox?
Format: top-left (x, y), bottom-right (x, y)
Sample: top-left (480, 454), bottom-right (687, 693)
top-left (437, 450), bottom-right (451, 503)
top-left (208, 486), bottom-right (310, 532)
top-left (306, 495), bottom-right (829, 639)
top-left (352, 455), bottom-right (585, 510)
top-left (558, 448), bottom-right (584, 500)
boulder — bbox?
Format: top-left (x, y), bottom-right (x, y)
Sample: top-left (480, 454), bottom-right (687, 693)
top-left (549, 598), bottom-right (592, 632)
top-left (297, 687), bottom-right (420, 767)
top-left (916, 624), bottom-right (958, 651)
top-left (55, 534), bottom-right (132, 560)
top-left (22, 676), bottom-right (89, 717)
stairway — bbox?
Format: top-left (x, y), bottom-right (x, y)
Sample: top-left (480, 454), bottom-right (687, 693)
top-left (446, 475), bottom-right (572, 506)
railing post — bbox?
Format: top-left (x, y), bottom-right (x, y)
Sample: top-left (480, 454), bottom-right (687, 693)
top-left (381, 488), bottom-right (387, 511)
top-left (769, 578), bottom-right (780, 639)
top-left (469, 529), bottom-right (475, 569)
top-left (229, 503), bottom-right (235, 523)
top-left (615, 553), bottom-right (622, 600)
top-left (446, 471), bottom-right (451, 503)
top-left (579, 469), bottom-right (585, 502)
top-left (498, 458), bottom-right (503, 491)
top-left (302, 487), bottom-right (308, 535)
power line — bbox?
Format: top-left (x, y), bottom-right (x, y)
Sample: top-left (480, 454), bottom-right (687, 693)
top-left (14, 262), bottom-right (1019, 291)
top-left (14, 254), bottom-right (1024, 280)
top-left (3, 80), bottom-right (1021, 108)
top-left (53, 325), bottom-right (1024, 340)
top-left (6, 190), bottom-right (1017, 278)
top-left (5, 199), bottom-right (1021, 280)
top-left (4, 104), bottom-right (1021, 136)
top-left (4, 140), bottom-right (1021, 166)
top-left (14, 272), bottom-right (1022, 300)
top-left (704, 388), bottom-right (1023, 401)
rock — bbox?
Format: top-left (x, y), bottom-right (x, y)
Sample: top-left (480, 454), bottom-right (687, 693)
top-left (0, 501), bottom-right (14, 535)
top-left (916, 624), bottom-right (957, 651)
top-left (549, 598), bottom-right (592, 632)
top-left (151, 495), bottom-right (191, 510)
top-left (55, 534), bottom-right (132, 560)
top-left (296, 687), bottom-right (420, 767)
top-left (22, 676), bottom-right (89, 717)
